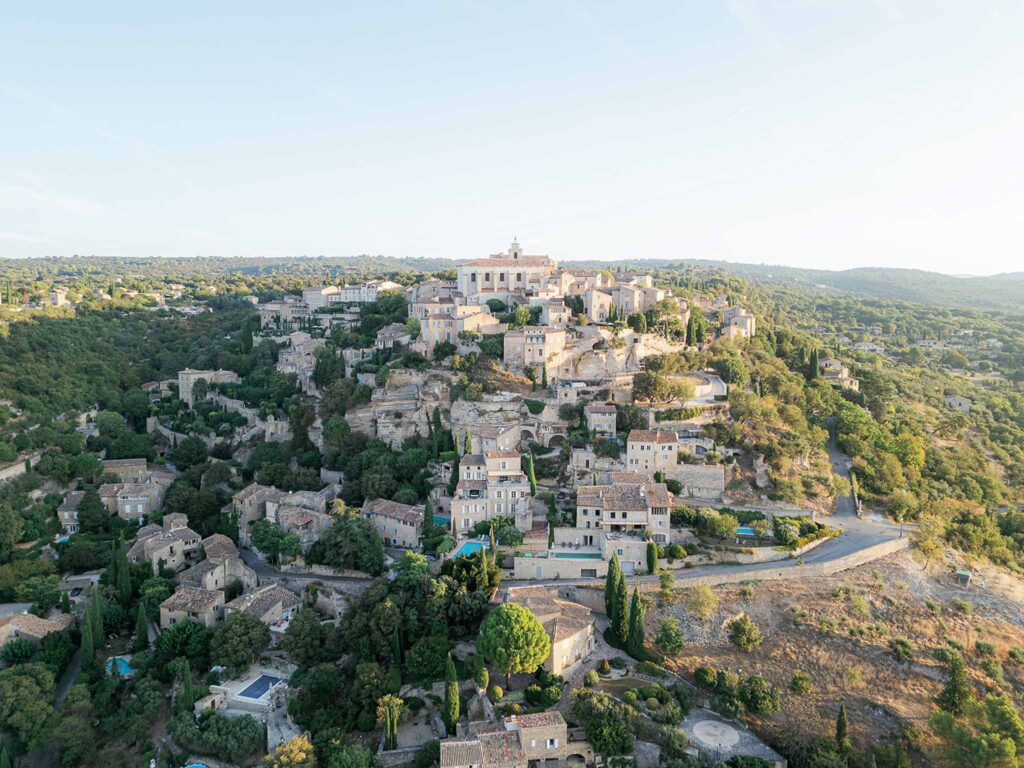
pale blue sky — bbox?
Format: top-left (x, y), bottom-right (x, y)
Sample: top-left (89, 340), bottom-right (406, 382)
top-left (2, 2), bottom-right (1022, 274)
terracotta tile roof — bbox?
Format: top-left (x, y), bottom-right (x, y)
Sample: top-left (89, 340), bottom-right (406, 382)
top-left (460, 454), bottom-right (486, 467)
top-left (577, 482), bottom-right (671, 511)
top-left (485, 450), bottom-right (520, 460)
top-left (628, 429), bottom-right (679, 444)
top-left (608, 472), bottom-right (651, 484)
top-left (585, 404), bottom-right (616, 414)
top-left (440, 739), bottom-right (484, 767)
top-left (161, 586), bottom-right (223, 614)
top-left (0, 612), bottom-right (71, 641)
top-left (225, 585), bottom-right (300, 620)
top-left (362, 498), bottom-right (424, 526)
top-left (463, 257), bottom-right (551, 268)
top-left (58, 491), bottom-right (85, 512)
top-left (514, 711), bottom-right (567, 729)
top-left (201, 533), bottom-right (238, 562)
top-left (478, 730), bottom-right (526, 767)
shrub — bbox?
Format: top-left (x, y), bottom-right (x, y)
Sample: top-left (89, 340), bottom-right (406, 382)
top-left (610, 657), bottom-right (628, 670)
top-left (889, 637), bottom-right (913, 662)
top-left (727, 615), bottom-right (762, 652)
top-left (789, 670), bottom-right (812, 695)
top-left (598, 659), bottom-right (611, 675)
top-left (950, 598), bottom-right (973, 614)
top-left (975, 641), bottom-right (996, 657)
top-left (646, 697), bottom-right (660, 709)
top-left (1009, 647), bottom-right (1024, 663)
top-left (739, 676), bottom-right (781, 715)
top-left (636, 660), bottom-right (666, 678)
top-left (623, 690), bottom-right (638, 705)
top-left (693, 666), bottom-right (718, 689)
top-left (687, 585), bottom-right (719, 620)
top-left (981, 659), bottom-right (1005, 686)
top-left (583, 670), bottom-right (599, 688)
top-left (523, 399), bottom-right (546, 415)
top-left (490, 685), bottom-right (503, 701)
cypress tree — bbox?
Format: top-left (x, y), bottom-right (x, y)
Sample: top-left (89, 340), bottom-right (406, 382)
top-left (808, 347), bottom-right (820, 380)
top-left (116, 541), bottom-right (132, 605)
top-left (626, 586), bottom-right (646, 658)
top-left (612, 568), bottom-right (628, 644)
top-left (135, 602), bottom-right (149, 650)
top-left (80, 614), bottom-right (95, 670)
top-left (444, 652), bottom-right (460, 730)
top-left (835, 702), bottom-right (851, 754)
top-left (489, 524), bottom-right (497, 554)
top-left (646, 541), bottom-right (658, 575)
top-left (478, 548), bottom-right (490, 592)
top-left (447, 458), bottom-right (460, 497)
top-left (465, 429), bottom-right (472, 455)
top-left (0, 743), bottom-right (11, 768)
top-left (526, 452), bottom-right (537, 496)
top-left (393, 625), bottom-right (402, 667)
top-left (91, 592), bottom-right (104, 646)
top-left (605, 555), bottom-right (622, 619)
top-left (541, 364), bottom-right (547, 389)
top-left (180, 659), bottom-right (195, 711)
top-left (60, 591), bottom-right (71, 614)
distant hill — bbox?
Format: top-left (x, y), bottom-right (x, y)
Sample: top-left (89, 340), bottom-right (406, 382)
top-left (538, 258), bottom-right (1024, 315)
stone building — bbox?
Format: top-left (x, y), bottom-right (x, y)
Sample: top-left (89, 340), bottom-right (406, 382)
top-left (625, 429), bottom-right (679, 475)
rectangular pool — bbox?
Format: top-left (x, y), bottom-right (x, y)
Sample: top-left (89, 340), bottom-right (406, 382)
top-left (736, 526), bottom-right (757, 536)
top-left (553, 552), bottom-right (603, 559)
top-left (433, 515), bottom-right (450, 528)
top-left (238, 674), bottom-right (283, 700)
top-left (452, 540), bottom-right (487, 559)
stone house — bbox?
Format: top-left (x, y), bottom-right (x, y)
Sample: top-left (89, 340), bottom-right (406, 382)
top-left (176, 555), bottom-right (258, 594)
top-left (99, 480), bottom-right (165, 523)
top-left (127, 513), bottom-right (202, 573)
top-left (159, 586), bottom-right (225, 629)
top-left (57, 490), bottom-right (84, 535)
top-left (469, 424), bottom-right (521, 454)
top-left (582, 289), bottom-right (614, 323)
top-left (101, 458), bottom-right (150, 483)
top-left (230, 483), bottom-right (288, 546)
top-left (626, 429), bottom-right (679, 475)
top-left (576, 479), bottom-right (673, 544)
top-left (450, 451), bottom-right (532, 535)
top-left (0, 612), bottom-right (72, 651)
top-left (361, 498), bottom-right (423, 549)
top-left (502, 586), bottom-right (595, 677)
top-left (502, 327), bottom-right (567, 376)
top-left (375, 323), bottom-right (412, 350)
top-left (224, 584), bottom-right (301, 638)
top-left (177, 368), bottom-right (241, 407)
top-left (440, 712), bottom-right (592, 768)
top-left (944, 394), bottom-right (972, 413)
top-left (673, 464), bottom-right (727, 500)
top-left (584, 404), bottom-right (617, 436)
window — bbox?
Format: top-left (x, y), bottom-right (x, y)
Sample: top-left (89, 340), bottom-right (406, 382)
top-left (547, 739), bottom-right (558, 748)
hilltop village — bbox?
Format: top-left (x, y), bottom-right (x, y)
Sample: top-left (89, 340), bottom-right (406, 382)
top-left (0, 246), bottom-right (1021, 768)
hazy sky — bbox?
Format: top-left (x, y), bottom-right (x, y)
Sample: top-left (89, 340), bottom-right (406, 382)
top-left (2, 2), bottom-right (1022, 274)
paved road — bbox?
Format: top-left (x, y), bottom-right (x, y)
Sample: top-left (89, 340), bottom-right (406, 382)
top-left (826, 416), bottom-right (858, 517)
top-left (506, 509), bottom-right (905, 590)
top-left (238, 547), bottom-right (370, 585)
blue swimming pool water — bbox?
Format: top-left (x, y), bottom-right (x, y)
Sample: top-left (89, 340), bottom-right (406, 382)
top-left (736, 526), bottom-right (757, 536)
top-left (553, 552), bottom-right (603, 559)
top-left (434, 515), bottom-right (450, 527)
top-left (238, 674), bottom-right (283, 700)
top-left (105, 657), bottom-right (135, 676)
top-left (452, 540), bottom-right (486, 559)
top-left (185, 764), bottom-right (209, 768)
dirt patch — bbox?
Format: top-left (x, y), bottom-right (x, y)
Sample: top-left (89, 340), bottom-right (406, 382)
top-left (651, 549), bottom-right (1024, 762)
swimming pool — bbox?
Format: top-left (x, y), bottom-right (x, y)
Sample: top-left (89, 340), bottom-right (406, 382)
top-left (238, 674), bottom-right (283, 700)
top-left (105, 656), bottom-right (135, 676)
top-left (452, 540), bottom-right (487, 559)
top-left (553, 552), bottom-right (603, 559)
top-left (185, 764), bottom-right (209, 768)
top-left (433, 515), bottom-right (450, 528)
top-left (736, 526), bottom-right (757, 536)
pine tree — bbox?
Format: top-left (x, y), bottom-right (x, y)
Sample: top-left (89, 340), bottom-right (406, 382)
top-left (626, 586), bottom-right (646, 657)
top-left (444, 652), bottom-right (460, 730)
top-left (835, 702), bottom-right (851, 754)
top-left (135, 602), bottom-right (149, 650)
top-left (605, 555), bottom-right (622, 619)
top-left (526, 452), bottom-right (537, 496)
top-left (936, 650), bottom-right (972, 716)
top-left (612, 567), bottom-right (628, 644)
